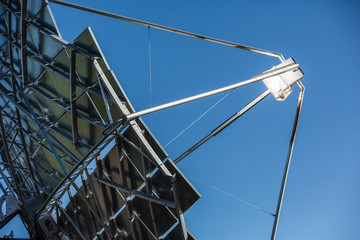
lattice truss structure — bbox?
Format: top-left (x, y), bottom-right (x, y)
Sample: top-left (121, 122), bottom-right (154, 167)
top-left (0, 0), bottom-right (200, 239)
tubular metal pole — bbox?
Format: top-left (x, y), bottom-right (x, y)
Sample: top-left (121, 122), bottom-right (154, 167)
top-left (58, 205), bottom-right (87, 240)
top-left (172, 174), bottom-right (188, 240)
top-left (94, 59), bottom-right (173, 178)
top-left (70, 50), bottom-right (80, 149)
top-left (21, 0), bottom-right (28, 88)
top-left (97, 177), bottom-right (177, 208)
top-left (125, 63), bottom-right (298, 121)
top-left (47, 0), bottom-right (284, 61)
top-left (174, 89), bottom-right (271, 164)
top-left (271, 81), bottom-right (305, 240)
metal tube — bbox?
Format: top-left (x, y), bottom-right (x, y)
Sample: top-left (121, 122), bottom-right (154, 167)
top-left (15, 111), bottom-right (41, 196)
top-left (174, 89), bottom-right (271, 164)
top-left (0, 114), bottom-right (25, 205)
top-left (84, 168), bottom-right (108, 227)
top-left (21, 0), bottom-right (28, 88)
top-left (0, 0), bottom-right (98, 59)
top-left (0, 89), bottom-right (80, 164)
top-left (0, 80), bottom-right (68, 175)
top-left (36, 130), bottom-right (118, 219)
top-left (31, 85), bottom-right (106, 129)
top-left (48, 0), bottom-right (284, 61)
top-left (115, 137), bottom-right (142, 239)
top-left (97, 176), bottom-right (177, 209)
top-left (2, 2), bottom-right (25, 205)
top-left (94, 59), bottom-right (173, 177)
top-left (125, 63), bottom-right (298, 121)
top-left (271, 81), bottom-right (305, 240)
top-left (68, 178), bottom-right (112, 237)
top-left (70, 50), bottom-right (80, 149)
top-left (171, 174), bottom-right (188, 240)
top-left (0, 158), bottom-right (17, 199)
top-left (58, 205), bottom-right (87, 240)
top-left (140, 146), bottom-right (160, 238)
top-left (122, 136), bottom-right (158, 166)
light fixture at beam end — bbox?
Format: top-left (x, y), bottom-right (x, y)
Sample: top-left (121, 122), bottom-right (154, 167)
top-left (263, 57), bottom-right (304, 101)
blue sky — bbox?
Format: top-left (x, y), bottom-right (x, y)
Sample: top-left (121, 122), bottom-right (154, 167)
top-left (1, 0), bottom-right (359, 239)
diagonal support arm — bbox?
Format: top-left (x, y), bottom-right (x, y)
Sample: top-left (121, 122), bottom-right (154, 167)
top-left (97, 176), bottom-right (177, 208)
top-left (174, 89), bottom-right (271, 164)
top-left (123, 63), bottom-right (299, 122)
top-left (271, 81), bottom-right (305, 240)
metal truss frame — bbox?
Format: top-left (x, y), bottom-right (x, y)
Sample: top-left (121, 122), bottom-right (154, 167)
top-left (0, 1), bottom-right (305, 239)
top-left (34, 59), bottom-right (193, 239)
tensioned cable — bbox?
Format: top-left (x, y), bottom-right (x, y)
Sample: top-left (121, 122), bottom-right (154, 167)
top-left (188, 175), bottom-right (274, 216)
top-left (164, 90), bottom-right (233, 148)
top-left (148, 26), bottom-right (153, 129)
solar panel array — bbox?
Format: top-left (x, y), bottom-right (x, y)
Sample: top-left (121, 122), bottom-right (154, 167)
top-left (0, 0), bottom-right (200, 239)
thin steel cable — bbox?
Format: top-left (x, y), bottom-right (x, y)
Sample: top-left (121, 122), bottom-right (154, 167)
top-left (164, 91), bottom-right (233, 148)
top-left (148, 26), bottom-right (153, 129)
top-left (188, 175), bottom-right (275, 216)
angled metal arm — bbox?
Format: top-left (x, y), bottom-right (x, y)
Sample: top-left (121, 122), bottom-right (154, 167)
top-left (172, 174), bottom-right (188, 240)
top-left (58, 205), bottom-right (87, 240)
top-left (0, 82), bottom-right (68, 175)
top-left (68, 178), bottom-right (112, 238)
top-left (97, 176), bottom-right (177, 208)
top-left (174, 89), bottom-right (271, 164)
top-left (70, 50), bottom-right (80, 149)
top-left (94, 59), bottom-right (173, 178)
top-left (0, 164), bottom-right (17, 199)
top-left (21, 0), bottom-right (28, 88)
top-left (124, 63), bottom-right (298, 121)
top-left (0, 107), bottom-right (25, 206)
top-left (48, 0), bottom-right (285, 61)
top-left (271, 81), bottom-right (305, 240)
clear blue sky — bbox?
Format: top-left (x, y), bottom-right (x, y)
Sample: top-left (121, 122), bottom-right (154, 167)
top-left (1, 0), bottom-right (359, 239)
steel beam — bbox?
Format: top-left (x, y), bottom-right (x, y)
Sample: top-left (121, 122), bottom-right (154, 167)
top-left (122, 136), bottom-right (158, 167)
top-left (171, 174), bottom-right (188, 240)
top-left (21, 0), bottom-right (28, 87)
top-left (58, 204), bottom-right (87, 240)
top-left (124, 63), bottom-right (298, 121)
top-left (0, 93), bottom-right (81, 164)
top-left (84, 168), bottom-right (109, 233)
top-left (48, 0), bottom-right (285, 61)
top-left (94, 154), bottom-right (113, 222)
top-left (13, 109), bottom-right (40, 196)
top-left (116, 136), bottom-right (143, 239)
top-left (0, 0), bottom-right (98, 59)
top-left (31, 85), bottom-right (106, 129)
top-left (0, 3), bottom-right (26, 205)
top-left (0, 80), bottom-right (68, 175)
top-left (97, 177), bottom-right (177, 209)
top-left (94, 59), bottom-right (173, 178)
top-left (1, 107), bottom-right (76, 169)
top-left (35, 129), bottom-right (118, 219)
top-left (0, 157), bottom-right (17, 199)
top-left (0, 113), bottom-right (25, 204)
top-left (79, 173), bottom-right (101, 238)
top-left (271, 82), bottom-right (305, 240)
top-left (70, 50), bottom-right (80, 149)
top-left (174, 89), bottom-right (271, 164)
top-left (140, 144), bottom-right (160, 238)
top-left (2, 87), bottom-right (84, 160)
top-left (0, 27), bottom-right (119, 104)
top-left (68, 178), bottom-right (113, 239)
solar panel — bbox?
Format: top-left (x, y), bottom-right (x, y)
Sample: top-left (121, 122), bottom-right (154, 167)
top-left (0, 0), bottom-right (200, 239)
